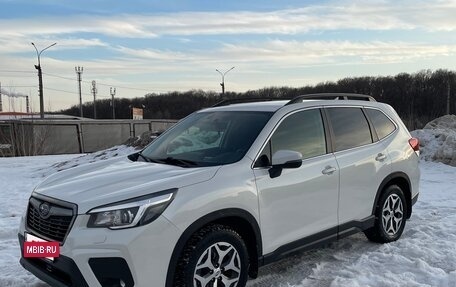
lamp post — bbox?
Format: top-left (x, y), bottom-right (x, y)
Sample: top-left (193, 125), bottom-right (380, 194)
top-left (216, 66), bottom-right (235, 95)
top-left (31, 42), bottom-right (57, 119)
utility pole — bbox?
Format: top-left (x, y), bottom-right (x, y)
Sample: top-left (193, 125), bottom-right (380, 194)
top-left (31, 42), bottom-right (57, 119)
top-left (75, 66), bottom-right (83, 117)
top-left (0, 82), bottom-right (3, 112)
top-left (25, 96), bottom-right (30, 113)
top-left (215, 67), bottom-right (235, 95)
top-left (447, 76), bottom-right (451, 115)
top-left (91, 80), bottom-right (97, 119)
top-left (110, 87), bottom-right (116, 119)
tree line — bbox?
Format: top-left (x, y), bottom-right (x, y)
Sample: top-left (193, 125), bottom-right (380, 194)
top-left (60, 69), bottom-right (456, 129)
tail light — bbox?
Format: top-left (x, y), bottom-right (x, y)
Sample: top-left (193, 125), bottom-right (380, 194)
top-left (408, 137), bottom-right (420, 152)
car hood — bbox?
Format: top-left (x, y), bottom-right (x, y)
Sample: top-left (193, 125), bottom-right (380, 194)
top-left (33, 156), bottom-right (220, 213)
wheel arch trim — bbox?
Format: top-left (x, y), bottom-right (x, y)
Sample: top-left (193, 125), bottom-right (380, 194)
top-left (165, 208), bottom-right (262, 287)
top-left (373, 172), bottom-right (412, 218)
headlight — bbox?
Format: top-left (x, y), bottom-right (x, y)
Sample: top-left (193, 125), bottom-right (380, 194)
top-left (87, 189), bottom-right (177, 229)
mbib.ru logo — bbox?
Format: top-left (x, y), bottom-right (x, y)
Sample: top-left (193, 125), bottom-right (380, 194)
top-left (24, 241), bottom-right (59, 258)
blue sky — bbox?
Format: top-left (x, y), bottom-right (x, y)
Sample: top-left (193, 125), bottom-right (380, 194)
top-left (1, 0), bottom-right (456, 112)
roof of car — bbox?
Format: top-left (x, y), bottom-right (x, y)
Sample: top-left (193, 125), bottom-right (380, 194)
top-left (200, 98), bottom-right (384, 113)
top-left (200, 101), bottom-right (289, 112)
top-left (199, 93), bottom-right (381, 113)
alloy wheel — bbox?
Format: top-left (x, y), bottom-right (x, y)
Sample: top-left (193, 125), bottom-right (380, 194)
top-left (193, 242), bottom-right (241, 287)
top-left (381, 193), bottom-right (404, 236)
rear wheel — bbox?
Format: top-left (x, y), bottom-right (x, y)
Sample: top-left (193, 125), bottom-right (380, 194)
top-left (365, 185), bottom-right (407, 243)
top-left (175, 224), bottom-right (249, 287)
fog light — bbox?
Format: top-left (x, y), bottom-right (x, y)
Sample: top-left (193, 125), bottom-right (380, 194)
top-left (88, 258), bottom-right (134, 287)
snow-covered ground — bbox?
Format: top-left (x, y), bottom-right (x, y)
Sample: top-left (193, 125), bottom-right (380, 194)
top-left (249, 161), bottom-right (456, 287)
top-left (0, 146), bottom-right (136, 287)
top-left (0, 132), bottom-right (455, 286)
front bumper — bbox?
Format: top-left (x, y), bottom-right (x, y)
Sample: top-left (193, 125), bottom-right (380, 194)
top-left (18, 214), bottom-right (181, 287)
top-left (19, 233), bottom-right (89, 287)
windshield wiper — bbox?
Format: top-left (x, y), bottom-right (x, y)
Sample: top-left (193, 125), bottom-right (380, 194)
top-left (151, 157), bottom-right (198, 167)
top-left (137, 152), bottom-right (152, 163)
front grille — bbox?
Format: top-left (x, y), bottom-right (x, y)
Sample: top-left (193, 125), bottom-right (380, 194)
top-left (26, 196), bottom-right (76, 243)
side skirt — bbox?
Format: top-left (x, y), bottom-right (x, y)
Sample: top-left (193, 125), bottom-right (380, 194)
top-left (259, 215), bottom-right (375, 266)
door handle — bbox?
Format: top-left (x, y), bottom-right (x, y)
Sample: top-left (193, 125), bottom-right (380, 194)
top-left (375, 153), bottom-right (387, 162)
top-left (322, 166), bottom-right (336, 175)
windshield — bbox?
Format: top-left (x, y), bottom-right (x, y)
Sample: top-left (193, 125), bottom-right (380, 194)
top-left (140, 111), bottom-right (272, 167)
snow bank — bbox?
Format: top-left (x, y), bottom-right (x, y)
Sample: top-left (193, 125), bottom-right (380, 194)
top-left (0, 155), bottom-right (79, 287)
top-left (411, 115), bottom-right (456, 167)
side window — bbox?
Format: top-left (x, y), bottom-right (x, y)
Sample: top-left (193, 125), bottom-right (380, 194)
top-left (327, 107), bottom-right (373, 152)
top-left (268, 109), bottom-right (327, 161)
top-left (365, 109), bottom-right (396, 140)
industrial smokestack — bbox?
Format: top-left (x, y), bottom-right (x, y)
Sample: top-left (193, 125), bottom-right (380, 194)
top-left (0, 85), bottom-right (29, 112)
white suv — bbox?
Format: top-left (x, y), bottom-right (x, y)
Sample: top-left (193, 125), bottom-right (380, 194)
top-left (18, 94), bottom-right (420, 287)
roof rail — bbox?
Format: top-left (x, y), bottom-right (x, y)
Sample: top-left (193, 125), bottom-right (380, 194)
top-left (286, 93), bottom-right (376, 105)
top-left (212, 97), bottom-right (282, 107)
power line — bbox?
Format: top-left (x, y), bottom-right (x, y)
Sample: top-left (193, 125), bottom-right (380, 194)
top-left (42, 72), bottom-right (75, 81)
top-left (0, 74), bottom-right (36, 78)
top-left (1, 85), bottom-right (37, 88)
top-left (0, 70), bottom-right (36, 73)
top-left (42, 72), bottom-right (161, 92)
top-left (43, 86), bottom-right (91, 96)
top-left (2, 70), bottom-right (162, 93)
top-left (86, 81), bottom-right (152, 92)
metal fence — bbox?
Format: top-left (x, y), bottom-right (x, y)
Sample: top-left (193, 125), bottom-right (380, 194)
top-left (0, 119), bottom-right (177, 156)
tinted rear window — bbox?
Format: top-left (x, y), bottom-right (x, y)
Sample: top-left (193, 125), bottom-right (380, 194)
top-left (365, 109), bottom-right (396, 140)
top-left (327, 107), bottom-right (373, 152)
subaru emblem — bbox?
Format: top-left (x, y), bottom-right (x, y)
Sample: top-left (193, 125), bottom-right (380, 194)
top-left (39, 202), bottom-right (50, 218)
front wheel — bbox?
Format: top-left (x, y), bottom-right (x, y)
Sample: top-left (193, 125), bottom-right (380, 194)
top-left (365, 185), bottom-right (407, 243)
top-left (175, 224), bottom-right (249, 287)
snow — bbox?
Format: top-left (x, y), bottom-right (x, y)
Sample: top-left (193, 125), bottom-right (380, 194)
top-left (411, 115), bottom-right (456, 167)
top-left (0, 154), bottom-right (80, 287)
top-left (0, 146), bottom-right (136, 287)
top-left (1, 149), bottom-right (455, 286)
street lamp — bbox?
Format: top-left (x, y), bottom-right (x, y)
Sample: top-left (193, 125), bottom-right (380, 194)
top-left (216, 66), bottom-right (235, 95)
top-left (31, 42), bottom-right (57, 119)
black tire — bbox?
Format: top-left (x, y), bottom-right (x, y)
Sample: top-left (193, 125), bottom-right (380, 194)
top-left (174, 224), bottom-right (249, 287)
top-left (364, 185), bottom-right (407, 243)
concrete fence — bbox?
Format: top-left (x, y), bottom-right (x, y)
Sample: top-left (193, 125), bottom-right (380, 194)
top-left (0, 119), bottom-right (177, 156)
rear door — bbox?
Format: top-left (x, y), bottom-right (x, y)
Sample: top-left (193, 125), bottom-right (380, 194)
top-left (325, 107), bottom-right (392, 228)
top-left (253, 108), bottom-right (339, 254)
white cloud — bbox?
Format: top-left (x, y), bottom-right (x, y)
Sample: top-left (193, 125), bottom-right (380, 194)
top-left (1, 0), bottom-right (456, 112)
top-left (0, 35), bottom-right (107, 54)
top-left (0, 0), bottom-right (455, 40)
top-left (114, 40), bottom-right (456, 66)
top-left (115, 46), bottom-right (190, 61)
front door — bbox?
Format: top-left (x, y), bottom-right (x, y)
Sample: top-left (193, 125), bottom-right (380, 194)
top-left (253, 108), bottom-right (339, 254)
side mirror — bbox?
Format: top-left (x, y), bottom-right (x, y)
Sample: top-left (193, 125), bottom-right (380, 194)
top-left (269, 150), bottom-right (302, 178)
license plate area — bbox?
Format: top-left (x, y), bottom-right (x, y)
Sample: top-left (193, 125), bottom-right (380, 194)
top-left (24, 232), bottom-right (59, 261)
